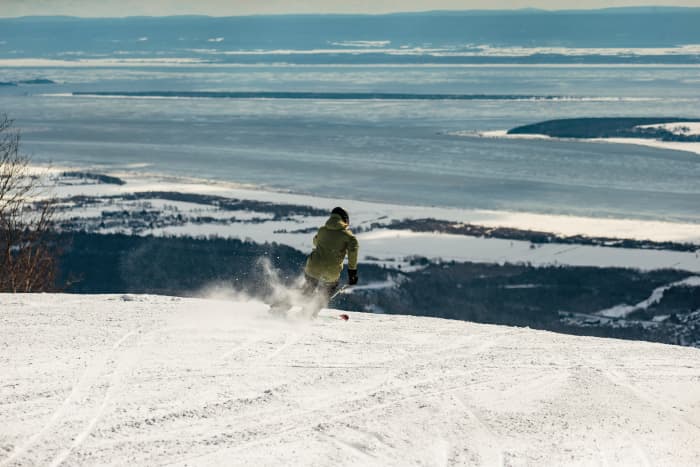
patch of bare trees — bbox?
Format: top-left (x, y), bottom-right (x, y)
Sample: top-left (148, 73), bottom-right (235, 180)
top-left (0, 114), bottom-right (58, 292)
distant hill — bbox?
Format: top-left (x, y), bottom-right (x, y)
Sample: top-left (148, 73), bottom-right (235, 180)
top-left (6, 7), bottom-right (700, 19)
top-left (0, 79), bottom-right (56, 86)
top-left (509, 117), bottom-right (700, 142)
top-left (2, 8), bottom-right (700, 60)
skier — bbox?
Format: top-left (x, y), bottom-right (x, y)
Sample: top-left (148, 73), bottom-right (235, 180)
top-left (302, 206), bottom-right (359, 315)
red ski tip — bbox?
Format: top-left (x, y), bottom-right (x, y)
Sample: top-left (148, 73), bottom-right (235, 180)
top-left (339, 314), bottom-right (349, 321)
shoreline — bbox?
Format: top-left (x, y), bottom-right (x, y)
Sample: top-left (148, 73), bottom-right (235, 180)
top-left (47, 166), bottom-right (700, 245)
top-left (39, 167), bottom-right (700, 273)
top-left (470, 129), bottom-right (700, 157)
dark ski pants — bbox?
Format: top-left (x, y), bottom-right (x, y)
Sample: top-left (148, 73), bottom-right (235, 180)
top-left (302, 274), bottom-right (338, 310)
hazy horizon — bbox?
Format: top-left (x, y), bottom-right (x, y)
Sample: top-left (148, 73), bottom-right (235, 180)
top-left (2, 1), bottom-right (700, 18)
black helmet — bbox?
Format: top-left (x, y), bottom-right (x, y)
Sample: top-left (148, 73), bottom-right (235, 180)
top-left (331, 206), bottom-right (349, 224)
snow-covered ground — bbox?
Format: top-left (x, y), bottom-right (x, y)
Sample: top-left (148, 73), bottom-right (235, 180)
top-left (2, 294), bottom-right (699, 466)
top-left (590, 137), bottom-right (700, 157)
top-left (473, 129), bottom-right (700, 157)
top-left (597, 276), bottom-right (700, 319)
top-left (49, 169), bottom-right (700, 244)
top-left (43, 169), bottom-right (700, 273)
top-left (637, 122), bottom-right (700, 137)
top-left (357, 229), bottom-right (700, 273)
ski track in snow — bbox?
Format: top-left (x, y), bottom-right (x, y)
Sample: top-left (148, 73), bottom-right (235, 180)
top-left (2, 294), bottom-right (700, 466)
top-left (597, 275), bottom-right (700, 318)
top-left (0, 328), bottom-right (141, 467)
top-left (47, 329), bottom-right (145, 467)
top-left (592, 357), bottom-right (700, 434)
top-left (451, 394), bottom-right (504, 466)
top-left (173, 330), bottom-right (511, 465)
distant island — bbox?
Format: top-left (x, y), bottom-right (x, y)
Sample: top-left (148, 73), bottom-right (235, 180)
top-left (0, 78), bottom-right (56, 86)
top-left (19, 78), bottom-right (56, 84)
top-left (508, 117), bottom-right (700, 142)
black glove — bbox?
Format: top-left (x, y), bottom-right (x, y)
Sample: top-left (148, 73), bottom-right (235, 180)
top-left (348, 269), bottom-right (358, 285)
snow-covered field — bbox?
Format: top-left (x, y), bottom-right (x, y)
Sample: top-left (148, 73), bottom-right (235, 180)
top-left (637, 122), bottom-right (700, 137)
top-left (50, 169), bottom-right (700, 245)
top-left (474, 129), bottom-right (700, 157)
top-left (597, 276), bottom-right (700, 319)
top-left (44, 169), bottom-right (700, 273)
top-left (1, 294), bottom-right (699, 466)
top-left (590, 137), bottom-right (700, 158)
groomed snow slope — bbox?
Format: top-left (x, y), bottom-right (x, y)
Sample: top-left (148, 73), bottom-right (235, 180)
top-left (1, 294), bottom-right (699, 466)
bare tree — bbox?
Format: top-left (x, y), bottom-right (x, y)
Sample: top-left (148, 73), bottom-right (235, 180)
top-left (0, 114), bottom-right (58, 292)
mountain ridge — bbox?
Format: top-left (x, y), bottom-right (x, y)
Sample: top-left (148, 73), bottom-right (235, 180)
top-left (3, 6), bottom-right (700, 20)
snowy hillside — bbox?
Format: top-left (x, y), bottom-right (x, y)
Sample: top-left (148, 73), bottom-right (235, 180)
top-left (2, 294), bottom-right (699, 466)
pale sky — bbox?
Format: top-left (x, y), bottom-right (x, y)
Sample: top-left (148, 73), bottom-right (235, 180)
top-left (1, 0), bottom-right (700, 17)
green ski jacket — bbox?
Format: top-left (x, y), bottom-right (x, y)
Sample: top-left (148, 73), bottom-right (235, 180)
top-left (304, 213), bottom-right (359, 283)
